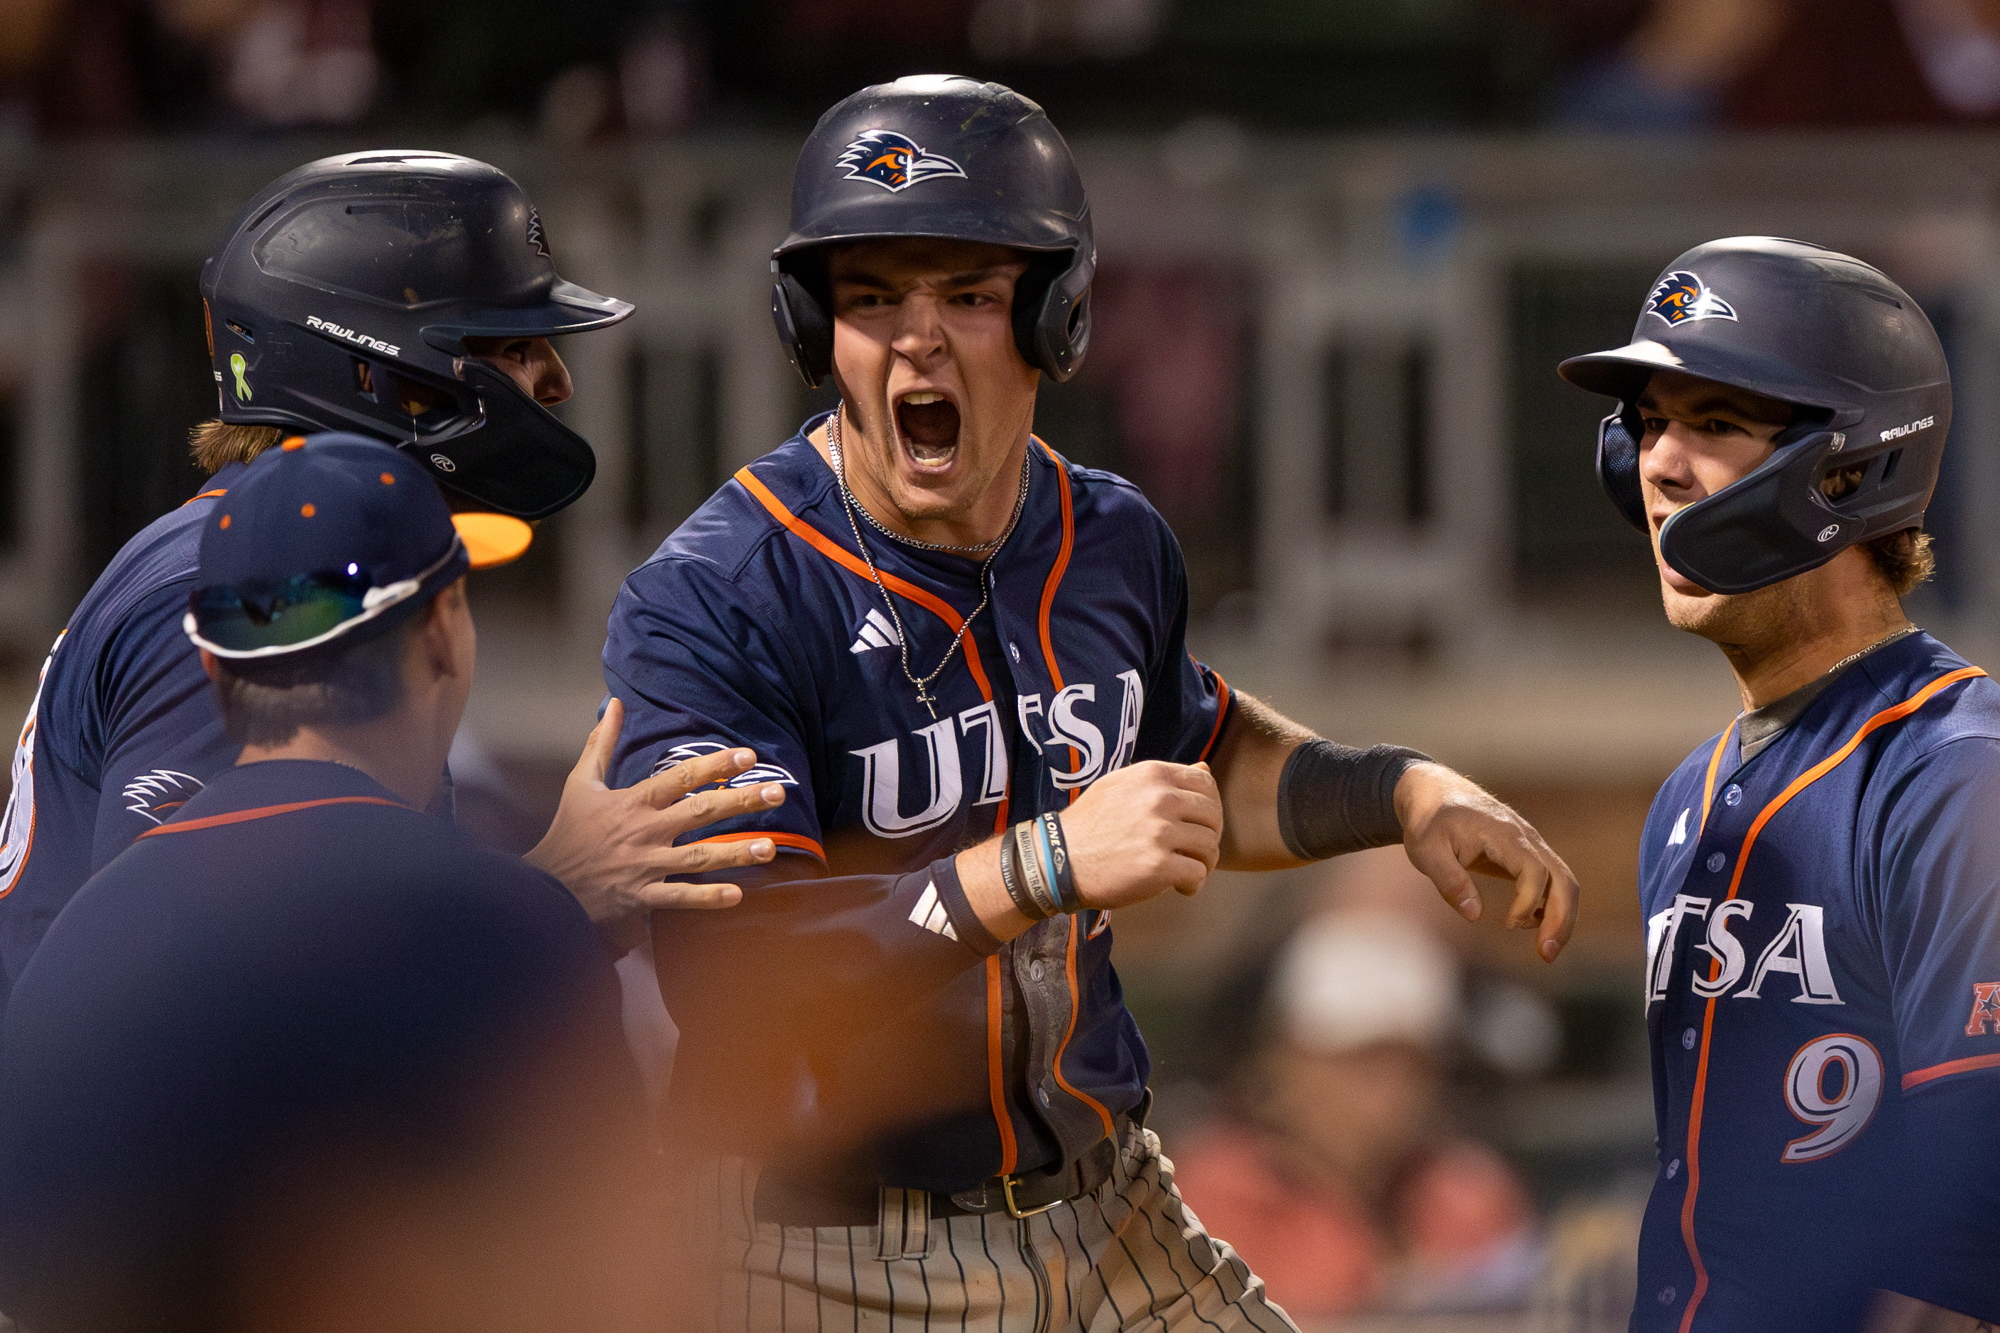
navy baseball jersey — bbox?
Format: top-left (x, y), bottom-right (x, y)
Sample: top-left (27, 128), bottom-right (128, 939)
top-left (0, 755), bottom-right (616, 1328)
top-left (0, 464), bottom-right (247, 1000)
top-left (1635, 632), bottom-right (2000, 1330)
top-left (603, 415), bottom-right (1230, 1192)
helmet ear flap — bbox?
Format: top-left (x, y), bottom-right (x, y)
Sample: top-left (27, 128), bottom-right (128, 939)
top-left (1013, 250), bottom-right (1093, 382)
top-left (1596, 405), bottom-right (1649, 532)
top-left (771, 271), bottom-right (832, 388)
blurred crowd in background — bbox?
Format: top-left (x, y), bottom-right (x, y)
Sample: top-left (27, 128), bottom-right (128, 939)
top-left (2, 0), bottom-right (1999, 139)
top-left (1, 2), bottom-right (1995, 1329)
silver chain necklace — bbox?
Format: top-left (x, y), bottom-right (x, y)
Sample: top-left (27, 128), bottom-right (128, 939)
top-left (826, 407), bottom-right (1029, 718)
top-left (1825, 625), bottom-right (1918, 679)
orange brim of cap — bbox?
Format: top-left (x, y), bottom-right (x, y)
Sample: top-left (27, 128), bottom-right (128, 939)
top-left (451, 512), bottom-right (535, 570)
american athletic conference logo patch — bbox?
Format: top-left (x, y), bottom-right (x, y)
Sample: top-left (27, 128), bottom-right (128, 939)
top-left (1646, 270), bottom-right (1738, 326)
top-left (1967, 982), bottom-right (2000, 1035)
top-left (837, 131), bottom-right (967, 193)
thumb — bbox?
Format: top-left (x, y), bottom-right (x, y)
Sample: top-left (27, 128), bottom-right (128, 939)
top-left (1404, 838), bottom-right (1483, 922)
top-left (575, 697), bottom-right (624, 789)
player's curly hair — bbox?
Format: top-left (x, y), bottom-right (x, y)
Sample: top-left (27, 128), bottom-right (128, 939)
top-left (188, 420), bottom-right (282, 475)
top-left (1866, 528), bottom-right (1935, 598)
top-left (1820, 467), bottom-right (1935, 597)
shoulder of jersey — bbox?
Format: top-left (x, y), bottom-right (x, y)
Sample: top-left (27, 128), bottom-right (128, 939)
top-left (1034, 445), bottom-right (1176, 542)
top-left (66, 496), bottom-right (222, 649)
top-left (1906, 662), bottom-right (2000, 747)
top-left (626, 436), bottom-right (834, 586)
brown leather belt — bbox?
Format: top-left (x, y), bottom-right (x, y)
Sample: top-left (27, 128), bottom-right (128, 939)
top-left (754, 1113), bottom-right (1136, 1229)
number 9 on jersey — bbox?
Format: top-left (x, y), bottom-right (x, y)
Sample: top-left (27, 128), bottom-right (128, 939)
top-left (1782, 1033), bottom-right (1884, 1164)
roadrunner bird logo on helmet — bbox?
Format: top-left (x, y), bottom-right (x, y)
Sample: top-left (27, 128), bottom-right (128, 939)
top-left (837, 131), bottom-right (968, 192)
top-left (1647, 270), bottom-right (1738, 326)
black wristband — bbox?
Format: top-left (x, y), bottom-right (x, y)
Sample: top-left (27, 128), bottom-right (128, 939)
top-left (931, 859), bottom-right (1001, 956)
top-left (1276, 739), bottom-right (1432, 860)
top-left (1039, 812), bottom-right (1081, 913)
top-left (999, 830), bottom-right (1051, 921)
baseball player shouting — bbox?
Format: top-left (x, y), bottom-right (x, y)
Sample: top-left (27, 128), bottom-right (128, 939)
top-left (603, 76), bottom-right (1578, 1331)
top-left (1561, 238), bottom-right (2000, 1329)
top-left (0, 151), bottom-right (773, 1007)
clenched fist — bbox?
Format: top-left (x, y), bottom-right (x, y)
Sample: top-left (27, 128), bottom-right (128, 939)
top-left (1062, 760), bottom-right (1224, 908)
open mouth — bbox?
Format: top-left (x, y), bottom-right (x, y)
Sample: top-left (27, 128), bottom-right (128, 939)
top-left (894, 391), bottom-right (961, 467)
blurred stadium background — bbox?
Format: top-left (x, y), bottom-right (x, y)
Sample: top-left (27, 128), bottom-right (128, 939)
top-left (3, 0), bottom-right (1999, 1326)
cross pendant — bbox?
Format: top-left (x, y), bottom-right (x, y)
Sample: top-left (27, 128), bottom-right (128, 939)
top-left (915, 684), bottom-right (939, 720)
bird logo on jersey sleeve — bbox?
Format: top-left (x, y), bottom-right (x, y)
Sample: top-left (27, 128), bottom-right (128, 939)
top-left (651, 741), bottom-right (799, 791)
top-left (837, 131), bottom-right (967, 192)
top-left (122, 770), bottom-right (206, 824)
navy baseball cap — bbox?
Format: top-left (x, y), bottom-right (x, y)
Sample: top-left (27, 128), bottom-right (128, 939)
top-left (184, 433), bottom-right (529, 660)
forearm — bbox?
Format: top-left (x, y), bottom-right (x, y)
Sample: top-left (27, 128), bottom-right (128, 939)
top-left (1209, 691), bottom-right (1426, 871)
top-left (956, 836), bottom-right (1036, 946)
top-left (1211, 691), bottom-right (1316, 869)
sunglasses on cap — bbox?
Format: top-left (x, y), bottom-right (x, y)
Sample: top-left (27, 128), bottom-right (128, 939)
top-left (185, 538), bottom-right (465, 660)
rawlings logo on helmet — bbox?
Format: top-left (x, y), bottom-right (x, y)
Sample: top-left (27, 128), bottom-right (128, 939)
top-left (836, 131), bottom-right (967, 192)
top-left (527, 208), bottom-right (550, 259)
top-left (1647, 271), bottom-right (1738, 326)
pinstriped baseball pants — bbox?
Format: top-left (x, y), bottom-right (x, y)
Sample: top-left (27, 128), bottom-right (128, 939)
top-left (701, 1127), bottom-right (1301, 1333)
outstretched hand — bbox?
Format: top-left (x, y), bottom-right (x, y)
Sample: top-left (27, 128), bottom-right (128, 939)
top-left (1392, 761), bottom-right (1578, 962)
top-left (526, 698), bottom-right (787, 950)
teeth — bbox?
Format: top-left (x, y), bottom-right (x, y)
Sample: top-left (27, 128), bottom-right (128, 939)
top-left (902, 391), bottom-right (946, 406)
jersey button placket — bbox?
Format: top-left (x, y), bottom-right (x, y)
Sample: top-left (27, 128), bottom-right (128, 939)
top-left (1705, 851), bottom-right (1727, 873)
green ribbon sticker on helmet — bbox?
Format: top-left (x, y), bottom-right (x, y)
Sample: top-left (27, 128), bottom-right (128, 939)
top-left (230, 352), bottom-right (252, 402)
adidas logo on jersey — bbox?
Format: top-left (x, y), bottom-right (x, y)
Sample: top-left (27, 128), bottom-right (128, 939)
top-left (908, 880), bottom-right (958, 942)
top-left (850, 608), bottom-right (903, 655)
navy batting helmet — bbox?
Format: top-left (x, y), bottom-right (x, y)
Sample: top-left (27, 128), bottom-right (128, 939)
top-left (1559, 237), bottom-right (1950, 596)
top-left (770, 75), bottom-right (1094, 387)
top-left (200, 151), bottom-right (633, 520)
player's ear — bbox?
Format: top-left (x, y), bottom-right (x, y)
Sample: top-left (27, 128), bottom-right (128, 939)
top-left (198, 648), bottom-right (223, 682)
top-left (416, 580), bottom-right (474, 681)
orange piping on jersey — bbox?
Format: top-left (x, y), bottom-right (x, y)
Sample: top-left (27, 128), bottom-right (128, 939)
top-left (137, 795), bottom-right (406, 837)
top-left (735, 467), bottom-right (994, 701)
top-left (1031, 440), bottom-right (1083, 802)
top-left (182, 489), bottom-right (229, 506)
top-left (1197, 669), bottom-right (1233, 763)
top-left (739, 463), bottom-right (1020, 1158)
top-left (1697, 719), bottom-right (1736, 838)
top-left (1052, 913), bottom-right (1117, 1141)
top-left (690, 830), bottom-right (826, 863)
top-left (1024, 441), bottom-right (1114, 1140)
top-left (1675, 665), bottom-right (1985, 1333)
top-left (985, 955), bottom-right (1018, 1174)
top-left (1902, 1051), bottom-right (2000, 1091)
top-left (1034, 439), bottom-right (1075, 694)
